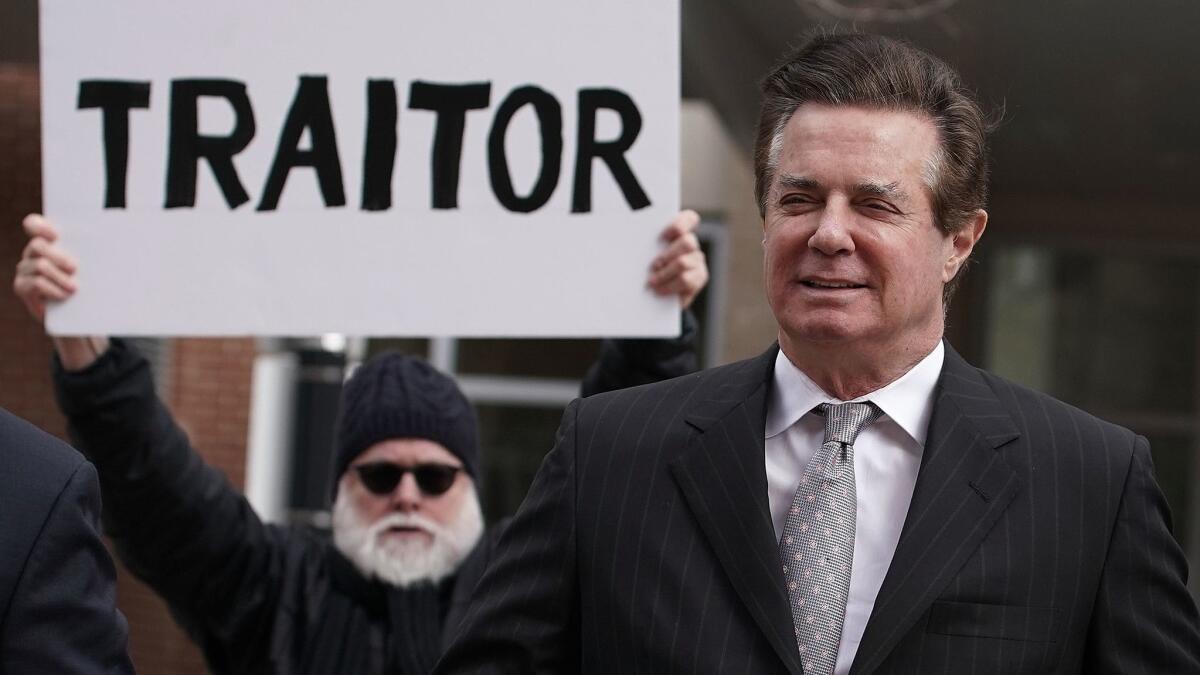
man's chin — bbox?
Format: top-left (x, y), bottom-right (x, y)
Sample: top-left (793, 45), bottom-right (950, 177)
top-left (783, 320), bottom-right (869, 345)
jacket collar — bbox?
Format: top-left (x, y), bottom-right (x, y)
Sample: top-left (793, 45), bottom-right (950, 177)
top-left (669, 344), bottom-right (806, 675)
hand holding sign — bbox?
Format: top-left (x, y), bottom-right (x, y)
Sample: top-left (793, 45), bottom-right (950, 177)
top-left (13, 214), bottom-right (110, 370)
top-left (648, 209), bottom-right (708, 310)
top-left (13, 214), bottom-right (77, 323)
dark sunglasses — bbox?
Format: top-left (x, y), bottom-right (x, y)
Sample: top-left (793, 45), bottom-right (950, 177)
top-left (353, 462), bottom-right (462, 496)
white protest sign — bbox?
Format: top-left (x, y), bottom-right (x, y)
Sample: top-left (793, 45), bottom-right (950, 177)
top-left (40, 0), bottom-right (679, 336)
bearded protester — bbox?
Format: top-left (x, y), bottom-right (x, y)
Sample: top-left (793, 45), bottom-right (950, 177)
top-left (13, 210), bottom-right (708, 674)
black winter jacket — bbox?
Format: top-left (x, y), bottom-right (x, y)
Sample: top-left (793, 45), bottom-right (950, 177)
top-left (52, 318), bottom-right (697, 674)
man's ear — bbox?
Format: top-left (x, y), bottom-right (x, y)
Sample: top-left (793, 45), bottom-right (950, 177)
top-left (943, 209), bottom-right (987, 282)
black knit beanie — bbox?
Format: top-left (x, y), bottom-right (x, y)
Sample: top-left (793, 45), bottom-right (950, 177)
top-left (333, 352), bottom-right (479, 492)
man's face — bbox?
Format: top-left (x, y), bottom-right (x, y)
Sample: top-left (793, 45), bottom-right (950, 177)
top-left (332, 438), bottom-right (483, 587)
top-left (763, 103), bottom-right (977, 360)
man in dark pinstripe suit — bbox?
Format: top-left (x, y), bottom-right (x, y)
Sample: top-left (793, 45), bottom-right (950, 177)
top-left (436, 33), bottom-right (1200, 674)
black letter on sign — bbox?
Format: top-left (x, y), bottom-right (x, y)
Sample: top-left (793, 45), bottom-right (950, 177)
top-left (487, 86), bottom-right (562, 213)
top-left (572, 88), bottom-right (650, 213)
top-left (77, 80), bottom-right (151, 209)
top-left (361, 80), bottom-right (398, 211)
top-left (165, 80), bottom-right (256, 209)
top-left (408, 81), bottom-right (491, 209)
top-left (258, 75), bottom-right (346, 211)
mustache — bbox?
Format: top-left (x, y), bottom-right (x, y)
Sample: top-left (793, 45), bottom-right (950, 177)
top-left (367, 511), bottom-right (447, 539)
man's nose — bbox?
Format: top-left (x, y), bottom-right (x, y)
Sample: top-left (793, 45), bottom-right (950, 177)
top-left (807, 203), bottom-right (855, 256)
top-left (390, 472), bottom-right (423, 512)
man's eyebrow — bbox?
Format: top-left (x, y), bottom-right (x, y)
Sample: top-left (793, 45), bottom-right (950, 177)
top-left (855, 181), bottom-right (909, 202)
top-left (776, 175), bottom-right (822, 191)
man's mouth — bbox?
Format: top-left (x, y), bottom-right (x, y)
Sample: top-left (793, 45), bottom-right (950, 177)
top-left (800, 279), bottom-right (866, 289)
top-left (383, 524), bottom-right (430, 538)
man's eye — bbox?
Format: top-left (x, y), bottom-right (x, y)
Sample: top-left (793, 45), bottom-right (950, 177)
top-left (861, 200), bottom-right (895, 213)
top-left (781, 194), bottom-right (816, 205)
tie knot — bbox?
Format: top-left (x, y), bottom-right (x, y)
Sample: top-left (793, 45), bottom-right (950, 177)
top-left (815, 401), bottom-right (883, 446)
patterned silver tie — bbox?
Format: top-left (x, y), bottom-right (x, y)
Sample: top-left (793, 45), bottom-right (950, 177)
top-left (779, 401), bottom-right (883, 675)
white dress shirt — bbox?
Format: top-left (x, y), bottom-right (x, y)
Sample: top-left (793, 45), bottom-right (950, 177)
top-left (765, 342), bottom-right (944, 675)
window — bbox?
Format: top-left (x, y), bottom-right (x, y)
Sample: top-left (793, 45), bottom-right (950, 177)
top-left (983, 245), bottom-right (1200, 592)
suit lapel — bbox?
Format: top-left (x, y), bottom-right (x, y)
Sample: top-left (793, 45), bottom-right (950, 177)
top-left (850, 344), bottom-right (1023, 675)
top-left (668, 346), bottom-right (805, 675)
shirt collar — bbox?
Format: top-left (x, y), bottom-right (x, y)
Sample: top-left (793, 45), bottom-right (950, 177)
top-left (766, 341), bottom-right (944, 447)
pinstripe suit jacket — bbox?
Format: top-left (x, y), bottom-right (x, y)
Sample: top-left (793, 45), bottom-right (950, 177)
top-left (437, 344), bottom-right (1200, 674)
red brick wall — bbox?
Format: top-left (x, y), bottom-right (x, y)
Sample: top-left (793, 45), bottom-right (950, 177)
top-left (0, 65), bottom-right (256, 675)
top-left (170, 338), bottom-right (256, 491)
top-left (0, 66), bottom-right (61, 438)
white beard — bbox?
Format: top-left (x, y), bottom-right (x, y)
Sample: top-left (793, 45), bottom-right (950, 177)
top-left (331, 488), bottom-right (484, 588)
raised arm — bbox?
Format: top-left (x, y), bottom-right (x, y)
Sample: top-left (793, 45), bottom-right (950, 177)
top-left (13, 213), bottom-right (286, 669)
